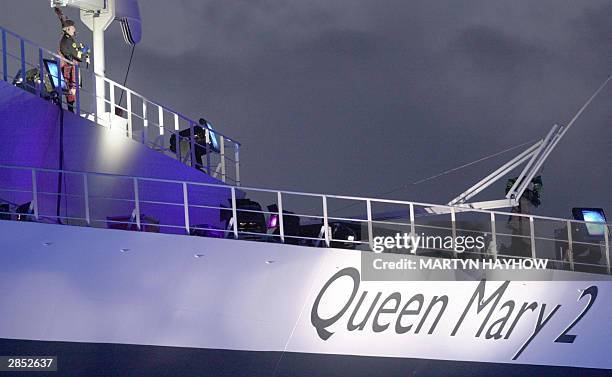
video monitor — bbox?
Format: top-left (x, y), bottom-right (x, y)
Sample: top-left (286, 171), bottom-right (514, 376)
top-left (203, 121), bottom-right (220, 153)
top-left (43, 59), bottom-right (67, 90)
top-left (572, 207), bottom-right (607, 237)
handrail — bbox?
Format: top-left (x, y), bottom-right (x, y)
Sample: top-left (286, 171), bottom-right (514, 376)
top-left (0, 24), bottom-right (241, 184)
top-left (0, 163), bottom-right (609, 227)
top-left (0, 163), bottom-right (609, 276)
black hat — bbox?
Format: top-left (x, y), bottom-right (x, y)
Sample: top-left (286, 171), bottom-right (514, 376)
top-left (63, 19), bottom-right (75, 28)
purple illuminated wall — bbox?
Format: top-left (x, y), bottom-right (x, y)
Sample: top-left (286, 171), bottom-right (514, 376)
top-left (0, 80), bottom-right (238, 233)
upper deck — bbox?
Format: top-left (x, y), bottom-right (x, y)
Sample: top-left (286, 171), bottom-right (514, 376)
top-left (0, 25), bottom-right (241, 185)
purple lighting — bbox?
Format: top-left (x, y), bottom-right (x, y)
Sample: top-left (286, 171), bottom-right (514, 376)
top-left (268, 214), bottom-right (278, 228)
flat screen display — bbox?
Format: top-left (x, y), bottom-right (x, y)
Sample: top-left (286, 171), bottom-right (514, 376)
top-left (581, 209), bottom-right (607, 237)
top-left (44, 59), bottom-right (67, 90)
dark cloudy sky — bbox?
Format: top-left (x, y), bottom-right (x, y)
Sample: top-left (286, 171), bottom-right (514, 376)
top-left (1, 1), bottom-right (610, 218)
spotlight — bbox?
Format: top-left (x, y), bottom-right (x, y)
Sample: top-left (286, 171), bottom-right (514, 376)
top-left (267, 204), bottom-right (300, 244)
top-left (554, 208), bottom-right (608, 269)
top-left (572, 208), bottom-right (607, 239)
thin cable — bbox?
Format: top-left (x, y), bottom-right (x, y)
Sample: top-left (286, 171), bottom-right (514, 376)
top-left (118, 44), bottom-right (135, 107)
top-left (385, 137), bottom-right (540, 194)
top-left (329, 137), bottom-right (540, 215)
top-left (561, 74), bottom-right (612, 136)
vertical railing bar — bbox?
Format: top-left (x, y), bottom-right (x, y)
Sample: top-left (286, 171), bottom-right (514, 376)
top-left (451, 207), bottom-right (457, 257)
top-left (126, 91), bottom-right (132, 138)
top-left (490, 212), bottom-right (497, 260)
top-left (277, 191), bottom-right (285, 243)
top-left (37, 48), bottom-right (43, 97)
top-left (183, 182), bottom-right (190, 234)
top-left (83, 173), bottom-right (90, 225)
top-left (109, 82), bottom-right (115, 130)
top-left (158, 105), bottom-right (164, 138)
top-left (529, 216), bottom-right (536, 259)
top-left (75, 62), bottom-right (80, 114)
top-left (409, 202), bottom-right (415, 236)
top-left (322, 195), bottom-right (330, 247)
top-left (205, 128), bottom-right (211, 174)
top-left (604, 223), bottom-right (610, 275)
top-left (1, 29), bottom-right (7, 82)
top-left (173, 114), bottom-right (180, 162)
top-left (234, 144), bottom-right (241, 186)
top-left (133, 177), bottom-right (141, 230)
top-left (31, 169), bottom-right (38, 221)
top-left (19, 39), bottom-right (26, 89)
top-left (231, 187), bottom-right (238, 239)
top-left (566, 220), bottom-right (574, 272)
top-left (92, 71), bottom-right (97, 124)
top-left (176, 131), bottom-right (182, 162)
top-left (142, 101), bottom-right (148, 144)
top-left (220, 135), bottom-right (226, 182)
top-left (55, 56), bottom-right (62, 108)
top-left (189, 122), bottom-right (196, 169)
top-left (366, 199), bottom-right (373, 249)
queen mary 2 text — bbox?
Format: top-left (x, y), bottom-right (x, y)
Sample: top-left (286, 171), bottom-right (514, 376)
top-left (311, 268), bottom-right (598, 360)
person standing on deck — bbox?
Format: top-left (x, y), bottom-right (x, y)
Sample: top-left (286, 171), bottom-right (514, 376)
top-left (54, 7), bottom-right (89, 112)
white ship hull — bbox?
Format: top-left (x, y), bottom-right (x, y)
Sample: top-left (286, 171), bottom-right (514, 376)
top-left (1, 220), bottom-right (611, 376)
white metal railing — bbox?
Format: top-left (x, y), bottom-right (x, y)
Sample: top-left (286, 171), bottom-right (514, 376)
top-left (0, 164), bottom-right (610, 276)
top-left (0, 25), bottom-right (241, 185)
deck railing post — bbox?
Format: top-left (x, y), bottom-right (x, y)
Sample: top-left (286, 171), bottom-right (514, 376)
top-left (19, 39), bottom-right (26, 89)
top-left (109, 82), bottom-right (115, 130)
top-left (322, 195), bottom-right (330, 247)
top-left (409, 202), bottom-right (415, 236)
top-left (176, 131), bottom-right (182, 162)
top-left (205, 128), bottom-right (211, 174)
top-left (92, 72), bottom-right (98, 124)
top-left (55, 57), bottom-right (62, 108)
top-left (189, 122), bottom-right (196, 168)
top-left (234, 144), bottom-right (241, 186)
top-left (231, 187), bottom-right (238, 239)
top-left (490, 212), bottom-right (497, 259)
top-left (37, 48), bottom-right (43, 97)
top-left (220, 135), bottom-right (226, 182)
top-left (366, 199), bottom-right (373, 249)
top-left (75, 63), bottom-right (80, 114)
top-left (133, 178), bottom-right (141, 230)
top-left (530, 216), bottom-right (536, 259)
top-left (451, 207), bottom-right (457, 257)
top-left (605, 223), bottom-right (610, 275)
top-left (158, 105), bottom-right (164, 140)
top-left (1, 29), bottom-right (7, 82)
top-left (142, 101), bottom-right (148, 144)
top-left (183, 182), bottom-right (190, 235)
top-left (277, 191), bottom-right (285, 243)
top-left (566, 220), bottom-right (574, 271)
top-left (31, 169), bottom-right (38, 221)
top-left (126, 91), bottom-right (132, 138)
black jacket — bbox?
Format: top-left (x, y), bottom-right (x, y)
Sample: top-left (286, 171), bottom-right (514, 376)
top-left (59, 33), bottom-right (82, 63)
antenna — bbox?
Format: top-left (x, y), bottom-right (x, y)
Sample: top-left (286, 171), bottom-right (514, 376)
top-left (429, 75), bottom-right (612, 214)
